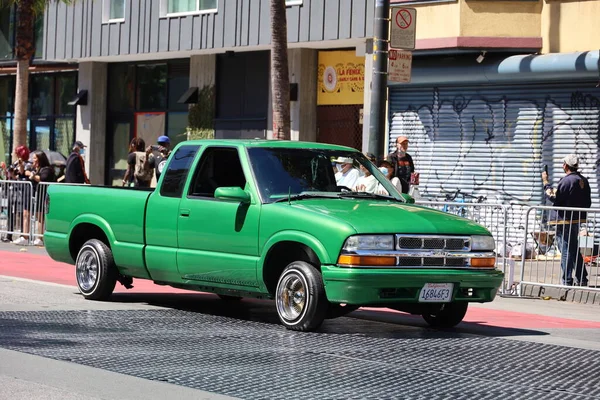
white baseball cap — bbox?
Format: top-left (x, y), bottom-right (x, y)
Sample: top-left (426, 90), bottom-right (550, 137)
top-left (562, 154), bottom-right (579, 168)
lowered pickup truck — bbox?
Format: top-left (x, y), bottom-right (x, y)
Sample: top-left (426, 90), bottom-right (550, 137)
top-left (45, 140), bottom-right (503, 331)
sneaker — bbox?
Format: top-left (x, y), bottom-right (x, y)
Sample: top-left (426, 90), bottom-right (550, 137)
top-left (12, 237), bottom-right (28, 245)
top-left (33, 239), bottom-right (44, 246)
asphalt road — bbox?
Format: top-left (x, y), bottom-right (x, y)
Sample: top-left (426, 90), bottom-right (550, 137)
top-left (1, 247), bottom-right (600, 399)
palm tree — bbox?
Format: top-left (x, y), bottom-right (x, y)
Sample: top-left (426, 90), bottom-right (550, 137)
top-left (1, 0), bottom-right (60, 158)
top-left (270, 0), bottom-right (290, 140)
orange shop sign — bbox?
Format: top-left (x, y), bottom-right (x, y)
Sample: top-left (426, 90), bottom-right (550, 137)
top-left (317, 50), bottom-right (365, 105)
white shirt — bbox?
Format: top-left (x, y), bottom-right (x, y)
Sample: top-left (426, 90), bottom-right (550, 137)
top-left (354, 174), bottom-right (378, 193)
top-left (376, 177), bottom-right (403, 195)
top-left (335, 168), bottom-right (360, 189)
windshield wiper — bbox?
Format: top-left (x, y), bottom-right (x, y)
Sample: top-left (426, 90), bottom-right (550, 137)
top-left (337, 191), bottom-right (402, 201)
top-left (273, 193), bottom-right (337, 203)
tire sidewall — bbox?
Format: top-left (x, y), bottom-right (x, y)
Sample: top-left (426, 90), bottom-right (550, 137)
top-left (276, 264), bottom-right (312, 328)
top-left (75, 242), bottom-right (103, 296)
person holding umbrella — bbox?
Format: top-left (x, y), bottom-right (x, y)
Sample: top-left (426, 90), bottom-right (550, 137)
top-left (65, 141), bottom-right (90, 184)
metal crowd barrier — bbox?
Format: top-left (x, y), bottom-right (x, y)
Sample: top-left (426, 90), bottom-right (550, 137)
top-left (0, 180), bottom-right (34, 245)
top-left (416, 200), bottom-right (513, 294)
top-left (517, 205), bottom-right (600, 294)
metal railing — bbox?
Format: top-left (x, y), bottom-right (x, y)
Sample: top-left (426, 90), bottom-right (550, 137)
top-left (0, 180), bottom-right (34, 245)
top-left (517, 205), bottom-right (600, 294)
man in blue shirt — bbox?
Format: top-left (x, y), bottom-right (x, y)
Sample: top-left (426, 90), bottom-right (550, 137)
top-left (542, 154), bottom-right (592, 286)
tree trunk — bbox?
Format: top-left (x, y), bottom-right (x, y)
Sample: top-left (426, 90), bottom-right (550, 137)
top-left (270, 0), bottom-right (290, 140)
top-left (13, 0), bottom-right (35, 159)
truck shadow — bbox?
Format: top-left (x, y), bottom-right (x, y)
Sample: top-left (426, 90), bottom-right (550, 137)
top-left (110, 292), bottom-right (549, 339)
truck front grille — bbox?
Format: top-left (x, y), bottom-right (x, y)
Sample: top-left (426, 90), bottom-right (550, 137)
top-left (397, 257), bottom-right (467, 267)
top-left (396, 235), bottom-right (470, 251)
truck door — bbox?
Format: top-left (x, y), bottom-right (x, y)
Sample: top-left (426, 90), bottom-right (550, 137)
top-left (145, 144), bottom-right (201, 282)
top-left (177, 146), bottom-right (260, 288)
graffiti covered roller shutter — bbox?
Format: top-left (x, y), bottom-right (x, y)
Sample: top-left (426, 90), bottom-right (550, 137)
top-left (388, 83), bottom-right (600, 209)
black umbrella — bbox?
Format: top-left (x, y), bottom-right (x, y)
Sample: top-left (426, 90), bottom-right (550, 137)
top-left (29, 150), bottom-right (68, 166)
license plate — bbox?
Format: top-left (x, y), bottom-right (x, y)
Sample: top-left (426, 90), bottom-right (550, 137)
top-left (418, 283), bottom-right (454, 303)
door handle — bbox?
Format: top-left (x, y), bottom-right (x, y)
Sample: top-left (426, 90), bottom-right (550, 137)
top-left (180, 208), bottom-right (190, 217)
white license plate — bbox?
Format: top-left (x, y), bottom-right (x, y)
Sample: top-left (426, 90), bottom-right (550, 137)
top-left (418, 283), bottom-right (454, 303)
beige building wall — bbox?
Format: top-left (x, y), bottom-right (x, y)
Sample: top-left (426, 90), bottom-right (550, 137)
top-left (412, 2), bottom-right (461, 39)
top-left (459, 0), bottom-right (542, 37)
top-left (541, 0), bottom-right (600, 53)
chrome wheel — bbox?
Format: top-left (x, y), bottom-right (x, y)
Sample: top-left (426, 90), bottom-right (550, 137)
top-left (276, 272), bottom-right (308, 322)
top-left (76, 247), bottom-right (99, 292)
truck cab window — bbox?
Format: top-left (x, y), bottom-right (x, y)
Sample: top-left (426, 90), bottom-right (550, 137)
top-left (189, 147), bottom-right (247, 198)
top-left (160, 145), bottom-right (201, 198)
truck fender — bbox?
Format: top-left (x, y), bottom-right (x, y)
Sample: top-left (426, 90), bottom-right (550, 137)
top-left (259, 230), bottom-right (332, 267)
top-left (68, 214), bottom-right (118, 247)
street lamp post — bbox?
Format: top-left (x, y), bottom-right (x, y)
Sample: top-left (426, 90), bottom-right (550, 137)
top-left (367, 0), bottom-right (391, 160)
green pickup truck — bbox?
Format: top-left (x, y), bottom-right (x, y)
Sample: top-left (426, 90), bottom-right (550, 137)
top-left (45, 140), bottom-right (503, 331)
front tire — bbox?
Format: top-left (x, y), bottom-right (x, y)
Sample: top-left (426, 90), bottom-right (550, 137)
top-left (422, 302), bottom-right (468, 328)
top-left (75, 239), bottom-right (117, 301)
top-left (275, 261), bottom-right (328, 332)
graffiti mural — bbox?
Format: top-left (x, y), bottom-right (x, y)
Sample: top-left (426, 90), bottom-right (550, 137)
top-left (388, 86), bottom-right (600, 208)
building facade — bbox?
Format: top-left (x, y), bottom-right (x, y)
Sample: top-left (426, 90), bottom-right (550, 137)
top-left (42, 0), bottom-right (375, 185)
top-left (35, 0), bottom-right (600, 208)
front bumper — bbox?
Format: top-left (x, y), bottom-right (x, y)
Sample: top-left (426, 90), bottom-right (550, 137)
top-left (321, 265), bottom-right (504, 305)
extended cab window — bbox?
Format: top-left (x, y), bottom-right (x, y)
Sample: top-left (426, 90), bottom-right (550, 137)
top-left (188, 147), bottom-right (247, 198)
top-left (160, 145), bottom-right (200, 198)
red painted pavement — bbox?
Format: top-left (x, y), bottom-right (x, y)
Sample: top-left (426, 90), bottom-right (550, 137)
top-left (2, 250), bottom-right (600, 330)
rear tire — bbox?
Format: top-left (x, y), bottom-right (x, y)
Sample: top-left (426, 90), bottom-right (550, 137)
top-left (275, 261), bottom-right (328, 332)
top-left (75, 239), bottom-right (117, 301)
top-left (422, 302), bottom-right (468, 328)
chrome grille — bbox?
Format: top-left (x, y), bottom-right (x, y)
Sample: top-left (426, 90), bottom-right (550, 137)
top-left (397, 235), bottom-right (470, 251)
top-left (397, 257), bottom-right (468, 267)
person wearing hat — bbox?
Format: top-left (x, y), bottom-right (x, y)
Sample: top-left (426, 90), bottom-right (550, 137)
top-left (145, 135), bottom-right (172, 184)
top-left (542, 154), bottom-right (592, 286)
top-left (333, 156), bottom-right (359, 189)
top-left (386, 135), bottom-right (415, 194)
top-left (64, 140), bottom-right (90, 184)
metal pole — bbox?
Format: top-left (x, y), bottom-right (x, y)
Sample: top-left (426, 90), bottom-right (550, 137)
top-left (368, 0), bottom-right (391, 160)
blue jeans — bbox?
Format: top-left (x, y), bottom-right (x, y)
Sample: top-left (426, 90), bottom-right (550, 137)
top-left (555, 223), bottom-right (588, 285)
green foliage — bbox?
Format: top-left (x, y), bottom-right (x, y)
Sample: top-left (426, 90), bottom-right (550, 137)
top-left (187, 85), bottom-right (215, 140)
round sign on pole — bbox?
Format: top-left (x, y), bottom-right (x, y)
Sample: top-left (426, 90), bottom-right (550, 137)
top-left (395, 9), bottom-right (412, 30)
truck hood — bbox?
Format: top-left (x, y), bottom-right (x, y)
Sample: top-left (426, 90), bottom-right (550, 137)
top-left (285, 199), bottom-right (490, 235)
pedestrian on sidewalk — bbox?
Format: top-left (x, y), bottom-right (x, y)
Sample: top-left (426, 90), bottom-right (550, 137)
top-left (542, 154), bottom-right (592, 286)
top-left (64, 141), bottom-right (90, 184)
top-left (386, 136), bottom-right (416, 194)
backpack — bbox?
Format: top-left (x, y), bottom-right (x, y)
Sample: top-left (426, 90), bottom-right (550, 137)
top-left (133, 151), bottom-right (153, 182)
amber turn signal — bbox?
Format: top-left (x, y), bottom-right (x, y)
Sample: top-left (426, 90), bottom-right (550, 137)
top-left (470, 257), bottom-right (496, 268)
top-left (338, 255), bottom-right (397, 266)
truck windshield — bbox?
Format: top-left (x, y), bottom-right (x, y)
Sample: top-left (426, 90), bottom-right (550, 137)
top-left (247, 147), bottom-right (403, 204)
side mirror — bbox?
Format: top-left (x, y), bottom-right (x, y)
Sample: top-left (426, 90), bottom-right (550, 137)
top-left (214, 187), bottom-right (251, 203)
top-left (400, 193), bottom-right (415, 204)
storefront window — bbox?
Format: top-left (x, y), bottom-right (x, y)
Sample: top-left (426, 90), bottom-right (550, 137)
top-left (56, 73), bottom-right (77, 115)
top-left (136, 64), bottom-right (167, 110)
top-left (55, 118), bottom-right (75, 156)
top-left (168, 73), bottom-right (189, 112)
top-left (110, 121), bottom-right (132, 185)
top-left (30, 75), bottom-right (53, 116)
top-left (0, 76), bottom-right (13, 116)
top-left (108, 64), bottom-right (135, 111)
top-left (167, 112), bottom-right (188, 147)
top-left (0, 118), bottom-right (11, 166)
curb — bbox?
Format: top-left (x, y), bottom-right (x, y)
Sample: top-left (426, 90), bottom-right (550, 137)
top-left (519, 283), bottom-right (600, 305)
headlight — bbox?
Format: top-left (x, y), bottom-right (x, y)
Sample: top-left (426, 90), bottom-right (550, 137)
top-left (471, 235), bottom-right (495, 251)
top-left (343, 235), bottom-right (395, 251)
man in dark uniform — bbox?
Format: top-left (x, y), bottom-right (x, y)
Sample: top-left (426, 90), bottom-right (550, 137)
top-left (64, 141), bottom-right (90, 184)
top-left (386, 136), bottom-right (415, 194)
top-left (542, 154), bottom-right (592, 286)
